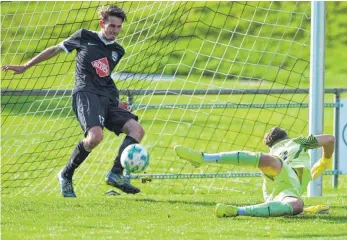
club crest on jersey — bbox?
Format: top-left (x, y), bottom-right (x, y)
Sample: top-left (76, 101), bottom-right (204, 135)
top-left (112, 51), bottom-right (119, 62)
top-left (91, 57), bottom-right (110, 77)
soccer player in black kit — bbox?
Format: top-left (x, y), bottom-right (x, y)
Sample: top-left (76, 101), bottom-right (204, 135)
top-left (1, 5), bottom-right (144, 197)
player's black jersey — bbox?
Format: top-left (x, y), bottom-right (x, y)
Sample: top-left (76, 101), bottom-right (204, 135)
top-left (61, 29), bottom-right (125, 103)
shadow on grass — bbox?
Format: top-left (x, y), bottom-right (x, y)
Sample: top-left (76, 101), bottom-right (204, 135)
top-left (295, 215), bottom-right (347, 222)
top-left (283, 233), bottom-right (347, 239)
top-left (330, 205), bottom-right (347, 210)
top-left (132, 197), bottom-right (218, 207)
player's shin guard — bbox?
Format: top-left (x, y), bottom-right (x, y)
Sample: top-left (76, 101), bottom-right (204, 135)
top-left (240, 201), bottom-right (294, 217)
top-left (218, 151), bottom-right (261, 168)
top-left (62, 141), bottom-right (90, 180)
top-left (111, 135), bottom-right (138, 174)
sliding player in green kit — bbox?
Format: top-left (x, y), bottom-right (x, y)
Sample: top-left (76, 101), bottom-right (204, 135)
top-left (175, 127), bottom-right (335, 218)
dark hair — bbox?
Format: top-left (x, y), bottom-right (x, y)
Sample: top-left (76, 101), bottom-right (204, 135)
top-left (98, 5), bottom-right (127, 22)
top-left (263, 127), bottom-right (289, 147)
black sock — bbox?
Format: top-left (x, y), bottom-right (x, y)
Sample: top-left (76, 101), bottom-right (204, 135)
top-left (61, 141), bottom-right (90, 180)
top-left (111, 135), bottom-right (139, 174)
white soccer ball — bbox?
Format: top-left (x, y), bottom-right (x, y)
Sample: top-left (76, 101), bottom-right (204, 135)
top-left (120, 144), bottom-right (150, 173)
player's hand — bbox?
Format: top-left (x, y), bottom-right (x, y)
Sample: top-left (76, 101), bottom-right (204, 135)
top-left (311, 157), bottom-right (332, 180)
top-left (119, 101), bottom-right (130, 111)
top-left (303, 205), bottom-right (329, 214)
top-left (1, 65), bottom-right (27, 74)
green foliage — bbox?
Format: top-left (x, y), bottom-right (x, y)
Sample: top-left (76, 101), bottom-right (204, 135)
top-left (1, 1), bottom-right (346, 89)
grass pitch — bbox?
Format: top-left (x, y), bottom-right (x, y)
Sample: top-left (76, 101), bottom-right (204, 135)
top-left (2, 176), bottom-right (347, 239)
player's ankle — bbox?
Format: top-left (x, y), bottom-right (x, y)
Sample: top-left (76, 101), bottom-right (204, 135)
top-left (237, 207), bottom-right (245, 216)
top-left (61, 168), bottom-right (74, 180)
top-left (202, 153), bottom-right (220, 163)
top-left (110, 167), bottom-right (123, 175)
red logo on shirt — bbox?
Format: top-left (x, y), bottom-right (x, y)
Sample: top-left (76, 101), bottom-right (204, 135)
top-left (91, 57), bottom-right (110, 77)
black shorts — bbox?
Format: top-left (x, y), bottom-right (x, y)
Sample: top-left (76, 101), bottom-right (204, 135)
top-left (72, 91), bottom-right (138, 136)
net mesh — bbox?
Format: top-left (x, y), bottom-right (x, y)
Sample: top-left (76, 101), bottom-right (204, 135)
top-left (1, 1), bottom-right (311, 196)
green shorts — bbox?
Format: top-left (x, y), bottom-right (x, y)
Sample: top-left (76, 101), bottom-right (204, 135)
top-left (262, 159), bottom-right (307, 202)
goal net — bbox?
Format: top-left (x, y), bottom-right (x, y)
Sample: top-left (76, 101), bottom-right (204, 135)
top-left (1, 1), bottom-right (311, 197)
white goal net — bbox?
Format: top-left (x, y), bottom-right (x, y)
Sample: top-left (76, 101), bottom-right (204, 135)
top-left (1, 1), bottom-right (311, 196)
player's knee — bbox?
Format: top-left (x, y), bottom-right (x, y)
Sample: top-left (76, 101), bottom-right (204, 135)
top-left (259, 154), bottom-right (282, 174)
top-left (85, 128), bottom-right (103, 148)
top-left (91, 134), bottom-right (103, 146)
top-left (136, 124), bottom-right (145, 138)
top-left (291, 201), bottom-right (304, 215)
top-left (285, 198), bottom-right (304, 215)
top-left (128, 122), bottom-right (145, 140)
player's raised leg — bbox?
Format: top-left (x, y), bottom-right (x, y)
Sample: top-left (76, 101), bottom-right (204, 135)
top-left (175, 146), bottom-right (284, 180)
top-left (106, 118), bottom-right (145, 194)
top-left (175, 146), bottom-right (265, 170)
top-left (174, 146), bottom-right (204, 167)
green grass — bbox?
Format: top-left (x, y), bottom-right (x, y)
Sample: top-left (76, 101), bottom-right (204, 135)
top-left (2, 189), bottom-right (347, 239)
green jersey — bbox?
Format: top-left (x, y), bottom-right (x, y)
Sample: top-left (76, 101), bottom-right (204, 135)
top-left (267, 135), bottom-right (320, 192)
top-left (270, 135), bottom-right (320, 169)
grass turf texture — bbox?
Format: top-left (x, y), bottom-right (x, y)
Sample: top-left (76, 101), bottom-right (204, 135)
top-left (2, 189), bottom-right (347, 240)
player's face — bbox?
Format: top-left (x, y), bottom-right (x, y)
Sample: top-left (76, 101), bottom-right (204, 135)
top-left (100, 16), bottom-right (123, 41)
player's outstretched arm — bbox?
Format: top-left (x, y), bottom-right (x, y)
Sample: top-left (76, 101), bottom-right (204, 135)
top-left (1, 44), bottom-right (64, 74)
top-left (314, 134), bottom-right (335, 159)
top-left (311, 134), bottom-right (335, 180)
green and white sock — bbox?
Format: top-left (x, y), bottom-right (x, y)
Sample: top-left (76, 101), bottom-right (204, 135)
top-left (238, 201), bottom-right (294, 217)
top-left (203, 151), bottom-right (261, 168)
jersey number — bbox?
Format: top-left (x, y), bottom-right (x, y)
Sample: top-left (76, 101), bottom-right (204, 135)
top-left (99, 115), bottom-right (105, 126)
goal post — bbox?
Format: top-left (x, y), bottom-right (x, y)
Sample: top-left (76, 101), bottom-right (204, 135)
top-left (0, 1), bottom-right (337, 197)
top-left (308, 1), bottom-right (326, 197)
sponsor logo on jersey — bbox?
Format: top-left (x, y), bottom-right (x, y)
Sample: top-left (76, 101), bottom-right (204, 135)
top-left (91, 57), bottom-right (110, 77)
top-left (112, 51), bottom-right (119, 62)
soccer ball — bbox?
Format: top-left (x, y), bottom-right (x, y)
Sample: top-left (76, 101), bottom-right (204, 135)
top-left (120, 144), bottom-right (150, 173)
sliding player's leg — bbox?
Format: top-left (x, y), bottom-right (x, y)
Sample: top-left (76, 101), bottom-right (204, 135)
top-left (174, 146), bottom-right (282, 177)
top-left (216, 160), bottom-right (304, 218)
top-left (105, 105), bottom-right (145, 194)
top-left (215, 196), bottom-right (303, 218)
top-left (58, 92), bottom-right (106, 197)
top-left (175, 146), bottom-right (261, 167)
